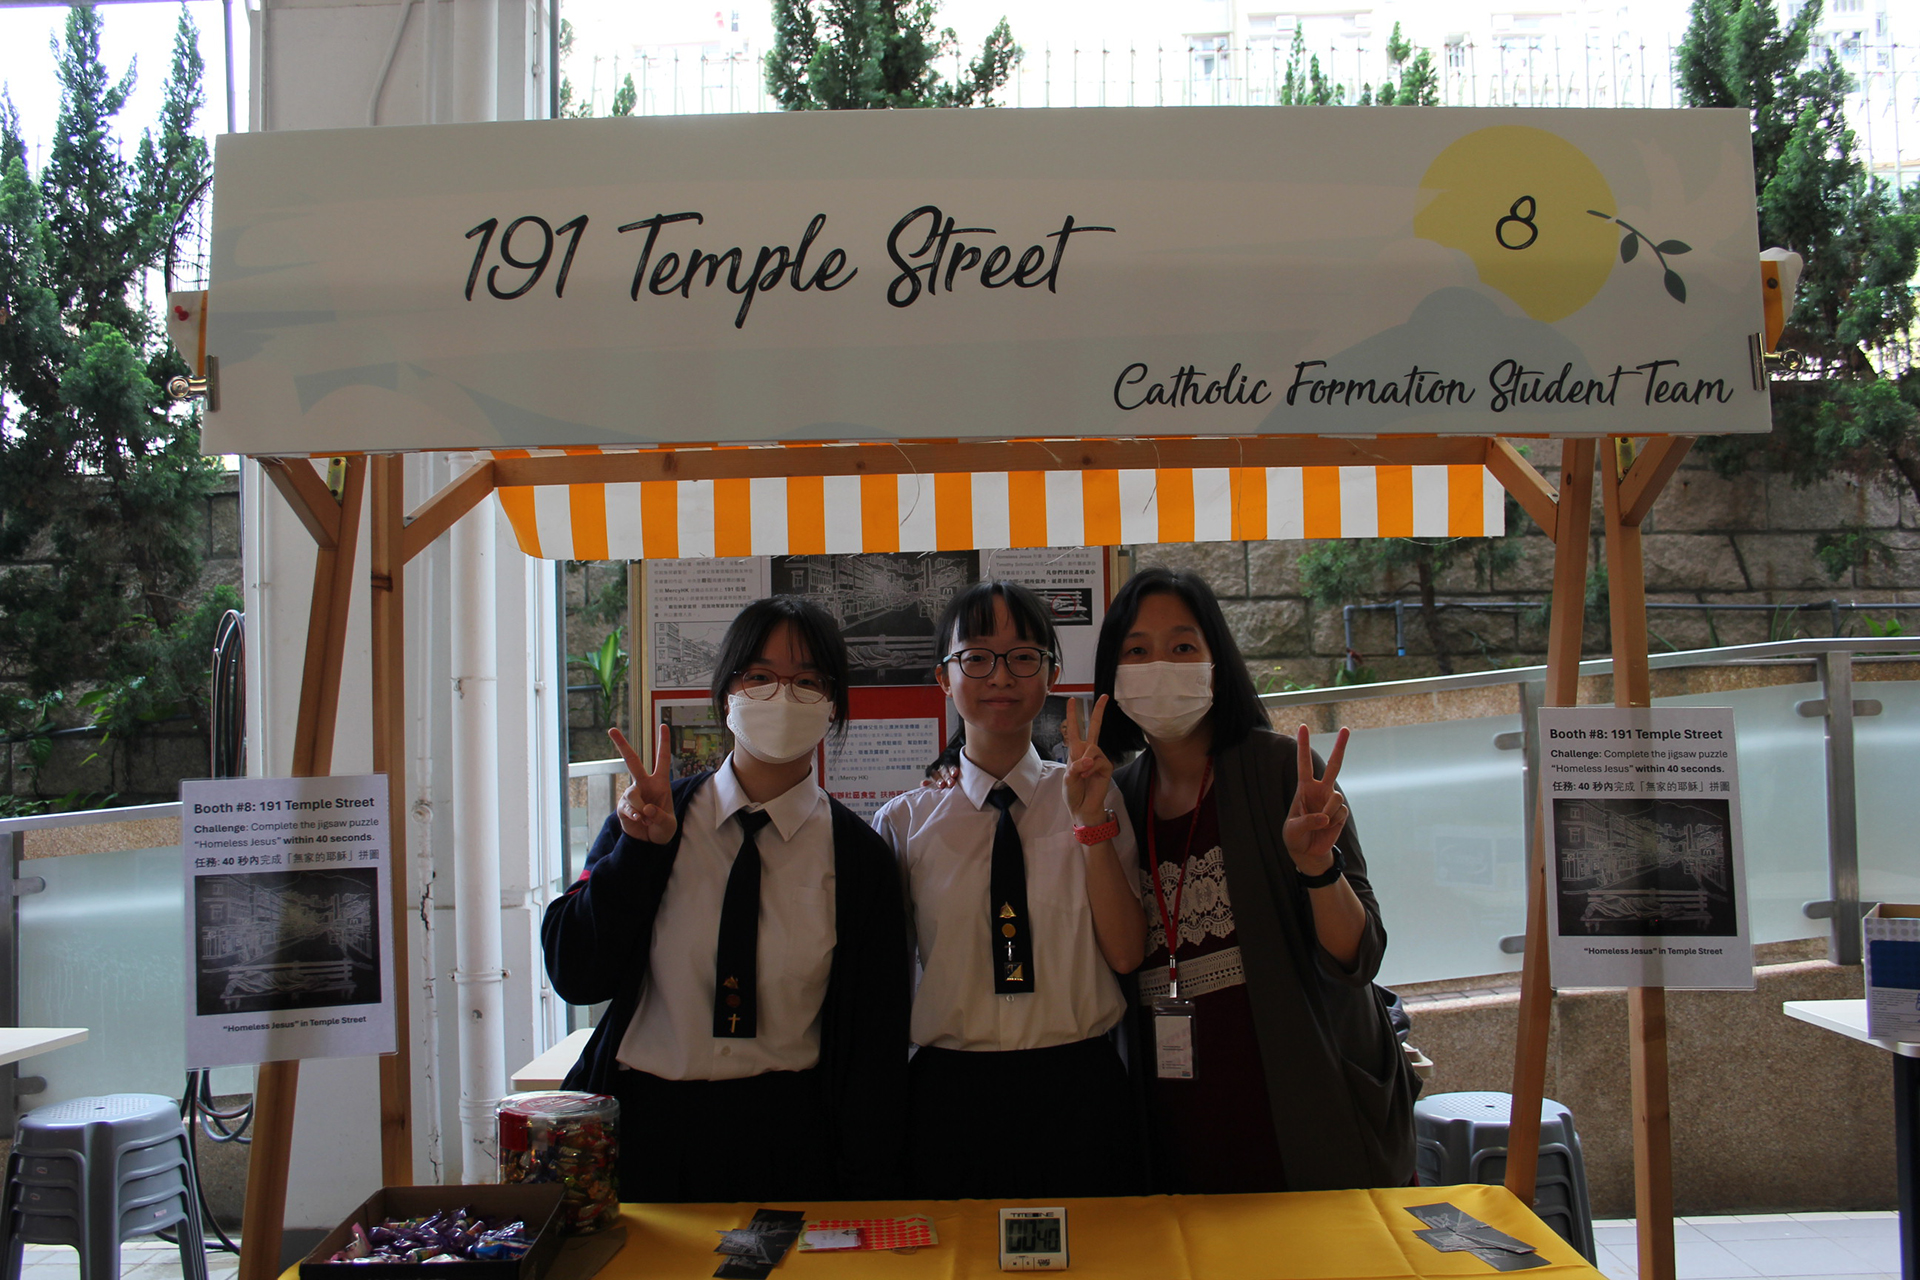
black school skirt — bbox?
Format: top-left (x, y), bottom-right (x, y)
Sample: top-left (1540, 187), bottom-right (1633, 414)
top-left (604, 1065), bottom-right (831, 1204)
top-left (907, 1034), bottom-right (1140, 1200)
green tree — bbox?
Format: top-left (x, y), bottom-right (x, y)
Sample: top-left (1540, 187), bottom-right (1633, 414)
top-left (1677, 0), bottom-right (1920, 521)
top-left (609, 72), bottom-right (637, 118)
top-left (765, 0), bottom-right (1020, 110)
top-left (556, 19), bottom-right (600, 118)
top-left (1279, 23), bottom-right (1344, 105)
top-left (1360, 23), bottom-right (1441, 106)
top-left (0, 9), bottom-right (219, 715)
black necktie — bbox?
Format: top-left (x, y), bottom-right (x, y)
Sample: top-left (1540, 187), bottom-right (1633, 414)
top-left (986, 786), bottom-right (1033, 995)
top-left (714, 807), bottom-right (772, 1038)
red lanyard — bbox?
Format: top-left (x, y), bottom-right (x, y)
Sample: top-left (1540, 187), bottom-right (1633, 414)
top-left (1144, 759), bottom-right (1211, 998)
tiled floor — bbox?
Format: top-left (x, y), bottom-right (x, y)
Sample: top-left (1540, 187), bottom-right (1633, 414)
top-left (1593, 1213), bottom-right (1902, 1280)
top-left (12, 1214), bottom-right (1905, 1280)
top-left (18, 1239), bottom-right (238, 1280)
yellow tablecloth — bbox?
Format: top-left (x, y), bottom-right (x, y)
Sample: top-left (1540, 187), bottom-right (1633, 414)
top-left (603, 1184), bottom-right (1600, 1280)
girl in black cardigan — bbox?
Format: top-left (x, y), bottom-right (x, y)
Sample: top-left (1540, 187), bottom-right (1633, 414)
top-left (542, 597), bottom-right (910, 1203)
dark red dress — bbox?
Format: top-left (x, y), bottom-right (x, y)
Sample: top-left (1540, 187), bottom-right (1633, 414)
top-left (1141, 792), bottom-right (1289, 1193)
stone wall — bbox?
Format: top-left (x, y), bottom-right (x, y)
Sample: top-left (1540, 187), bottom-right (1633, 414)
top-left (1134, 442), bottom-right (1920, 687)
top-left (3, 471), bottom-right (243, 806)
top-left (1401, 942), bottom-right (1893, 1218)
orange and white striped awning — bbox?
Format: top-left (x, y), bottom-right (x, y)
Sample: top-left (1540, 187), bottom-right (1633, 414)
top-left (489, 456), bottom-right (1504, 560)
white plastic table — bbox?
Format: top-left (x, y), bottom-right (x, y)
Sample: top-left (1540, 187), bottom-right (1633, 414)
top-left (0, 1027), bottom-right (87, 1068)
top-left (509, 1026), bottom-right (593, 1092)
top-left (1783, 999), bottom-right (1916, 1280)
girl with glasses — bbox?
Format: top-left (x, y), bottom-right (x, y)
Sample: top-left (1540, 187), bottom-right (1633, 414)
top-left (1092, 567), bottom-right (1416, 1195)
top-left (542, 596), bottom-right (911, 1203)
top-left (872, 580), bottom-right (1148, 1199)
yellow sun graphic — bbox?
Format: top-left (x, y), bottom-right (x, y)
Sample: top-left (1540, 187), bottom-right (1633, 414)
top-left (1414, 125), bottom-right (1620, 323)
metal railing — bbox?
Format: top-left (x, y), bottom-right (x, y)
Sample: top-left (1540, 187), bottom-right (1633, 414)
top-left (1340, 599), bottom-right (1920, 666)
top-left (1261, 636), bottom-right (1920, 968)
top-left (590, 35), bottom-right (1920, 191)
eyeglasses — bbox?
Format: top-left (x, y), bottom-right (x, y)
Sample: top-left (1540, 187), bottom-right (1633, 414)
top-left (942, 647), bottom-right (1053, 680)
top-left (734, 669), bottom-right (832, 703)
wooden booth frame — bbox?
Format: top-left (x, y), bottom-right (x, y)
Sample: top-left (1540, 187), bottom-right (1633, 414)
top-left (241, 429), bottom-right (1693, 1280)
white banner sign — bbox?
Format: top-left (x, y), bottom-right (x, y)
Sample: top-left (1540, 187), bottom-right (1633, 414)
top-left (1540, 707), bottom-right (1752, 990)
top-left (182, 775), bottom-right (397, 1067)
top-left (204, 107), bottom-right (1769, 456)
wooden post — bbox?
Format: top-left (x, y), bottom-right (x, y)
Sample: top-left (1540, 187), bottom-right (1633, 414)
top-left (238, 458), bottom-right (367, 1280)
top-left (371, 454), bottom-right (414, 1186)
top-left (1600, 436), bottom-right (1693, 1280)
top-left (1506, 438), bottom-right (1595, 1204)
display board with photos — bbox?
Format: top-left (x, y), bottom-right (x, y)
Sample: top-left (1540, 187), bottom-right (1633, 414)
top-left (644, 549), bottom-right (1109, 820)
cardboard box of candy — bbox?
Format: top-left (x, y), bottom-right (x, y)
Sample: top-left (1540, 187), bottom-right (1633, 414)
top-left (300, 1185), bottom-right (566, 1280)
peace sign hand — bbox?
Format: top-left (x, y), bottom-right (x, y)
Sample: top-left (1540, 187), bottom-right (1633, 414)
top-left (1282, 724), bottom-right (1349, 872)
top-left (1063, 695), bottom-right (1115, 826)
top-left (608, 724), bottom-right (678, 845)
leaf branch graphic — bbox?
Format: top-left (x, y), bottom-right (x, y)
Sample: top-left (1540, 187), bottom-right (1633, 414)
top-left (1587, 210), bottom-right (1691, 303)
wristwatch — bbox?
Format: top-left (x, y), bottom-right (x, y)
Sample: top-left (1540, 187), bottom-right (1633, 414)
top-left (1296, 844), bottom-right (1346, 889)
top-left (1074, 809), bottom-right (1121, 845)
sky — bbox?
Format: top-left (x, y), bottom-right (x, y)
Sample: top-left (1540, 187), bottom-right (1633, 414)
top-left (0, 0), bottom-right (1706, 167)
top-left (0, 1), bottom-right (244, 172)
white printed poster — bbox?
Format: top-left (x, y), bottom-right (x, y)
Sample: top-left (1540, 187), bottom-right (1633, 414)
top-left (826, 717), bottom-right (946, 822)
top-left (984, 546), bottom-right (1106, 687)
top-left (182, 775), bottom-right (397, 1067)
top-left (1540, 707), bottom-right (1752, 990)
top-left (647, 558), bottom-right (771, 690)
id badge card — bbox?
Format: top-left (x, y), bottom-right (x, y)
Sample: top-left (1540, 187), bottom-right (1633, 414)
top-left (1152, 995), bottom-right (1196, 1079)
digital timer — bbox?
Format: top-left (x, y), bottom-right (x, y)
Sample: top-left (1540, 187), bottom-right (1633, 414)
top-left (998, 1207), bottom-right (1068, 1271)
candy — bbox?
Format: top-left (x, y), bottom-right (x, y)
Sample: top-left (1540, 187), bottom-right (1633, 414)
top-left (326, 1208), bottom-right (537, 1264)
top-left (496, 1092), bottom-right (618, 1236)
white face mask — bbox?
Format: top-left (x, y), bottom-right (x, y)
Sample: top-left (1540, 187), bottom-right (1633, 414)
top-left (1113, 661), bottom-right (1215, 742)
top-left (726, 691), bottom-right (833, 765)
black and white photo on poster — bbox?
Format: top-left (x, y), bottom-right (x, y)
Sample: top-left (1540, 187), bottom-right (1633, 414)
top-left (1552, 797), bottom-right (1737, 937)
top-left (1538, 705), bottom-right (1752, 990)
top-left (770, 552), bottom-right (978, 685)
top-left (983, 547), bottom-right (1106, 686)
top-left (646, 558), bottom-right (772, 690)
top-left (194, 869), bottom-right (382, 1015)
top-left (181, 774), bottom-right (396, 1067)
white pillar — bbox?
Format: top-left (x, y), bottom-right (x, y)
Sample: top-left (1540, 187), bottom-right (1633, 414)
top-left (451, 491), bottom-right (508, 1180)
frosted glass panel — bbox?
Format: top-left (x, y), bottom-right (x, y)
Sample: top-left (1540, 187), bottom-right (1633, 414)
top-left (1658, 683), bottom-right (1829, 947)
top-left (17, 845), bottom-right (192, 1106)
top-left (1855, 679), bottom-right (1920, 906)
top-left (1340, 714), bottom-right (1527, 987)
top-left (1341, 677), bottom-right (1848, 986)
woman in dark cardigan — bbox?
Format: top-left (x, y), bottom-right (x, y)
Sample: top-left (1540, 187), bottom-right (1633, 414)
top-left (1094, 567), bottom-right (1416, 1194)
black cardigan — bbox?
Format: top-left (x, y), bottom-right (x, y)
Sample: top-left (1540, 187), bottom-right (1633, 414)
top-left (1115, 729), bottom-right (1416, 1191)
top-left (540, 771), bottom-right (910, 1199)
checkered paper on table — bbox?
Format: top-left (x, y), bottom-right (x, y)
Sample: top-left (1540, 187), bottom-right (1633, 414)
top-left (800, 1216), bottom-right (938, 1250)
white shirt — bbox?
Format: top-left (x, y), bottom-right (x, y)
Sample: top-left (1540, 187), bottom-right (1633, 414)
top-left (872, 746), bottom-right (1140, 1052)
top-left (616, 757), bottom-right (837, 1081)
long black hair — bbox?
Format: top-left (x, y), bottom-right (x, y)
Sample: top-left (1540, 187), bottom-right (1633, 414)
top-left (1092, 567), bottom-right (1267, 758)
top-left (709, 595), bottom-right (852, 739)
top-left (928, 580), bottom-right (1059, 772)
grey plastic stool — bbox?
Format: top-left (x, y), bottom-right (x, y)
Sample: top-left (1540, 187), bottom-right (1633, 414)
top-left (1413, 1090), bottom-right (1596, 1263)
top-left (2, 1094), bottom-right (207, 1280)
